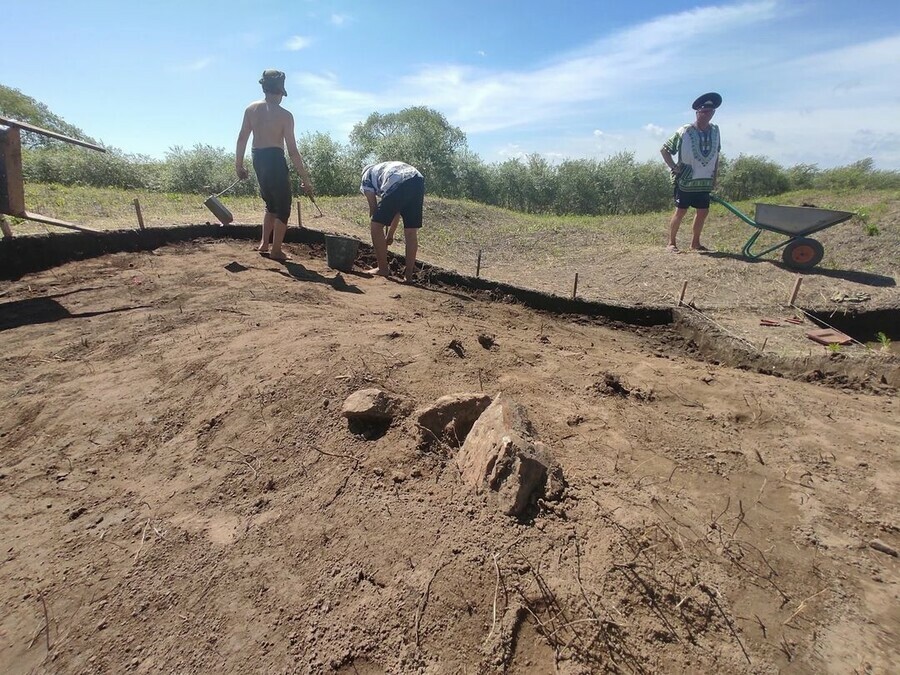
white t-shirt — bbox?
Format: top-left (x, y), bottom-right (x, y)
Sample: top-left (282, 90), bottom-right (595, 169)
top-left (360, 162), bottom-right (422, 198)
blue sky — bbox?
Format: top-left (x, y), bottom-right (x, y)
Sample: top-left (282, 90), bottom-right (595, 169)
top-left (3, 0), bottom-right (899, 169)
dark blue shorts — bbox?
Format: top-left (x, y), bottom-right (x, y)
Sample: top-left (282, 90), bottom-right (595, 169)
top-left (252, 147), bottom-right (291, 223)
top-left (373, 175), bottom-right (425, 229)
top-left (674, 187), bottom-right (711, 210)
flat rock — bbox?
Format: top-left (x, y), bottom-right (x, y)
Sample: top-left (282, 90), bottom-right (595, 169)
top-left (413, 392), bottom-right (492, 449)
top-left (342, 389), bottom-right (407, 422)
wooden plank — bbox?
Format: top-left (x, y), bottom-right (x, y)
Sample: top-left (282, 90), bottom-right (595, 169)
top-left (0, 127), bottom-right (26, 216)
top-left (22, 211), bottom-right (100, 233)
top-left (0, 116), bottom-right (106, 152)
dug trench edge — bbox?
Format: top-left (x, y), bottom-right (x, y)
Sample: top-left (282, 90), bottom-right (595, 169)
top-left (2, 224), bottom-right (897, 389)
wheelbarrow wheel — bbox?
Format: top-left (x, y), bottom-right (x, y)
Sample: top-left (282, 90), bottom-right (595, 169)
top-left (782, 237), bottom-right (824, 269)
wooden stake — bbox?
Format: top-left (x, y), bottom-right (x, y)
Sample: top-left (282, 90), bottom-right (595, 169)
top-left (678, 281), bottom-right (688, 306)
top-left (788, 275), bottom-right (803, 306)
top-left (132, 198), bottom-right (145, 230)
top-left (476, 249), bottom-right (482, 278)
top-left (572, 273), bottom-right (579, 300)
top-left (296, 200), bottom-right (303, 227)
top-left (0, 215), bottom-right (12, 239)
top-left (761, 338), bottom-right (768, 352)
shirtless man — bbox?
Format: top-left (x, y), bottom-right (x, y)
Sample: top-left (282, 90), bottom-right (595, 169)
top-left (235, 69), bottom-right (314, 261)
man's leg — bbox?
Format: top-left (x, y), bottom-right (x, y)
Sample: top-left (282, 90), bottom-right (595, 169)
top-left (403, 228), bottom-right (418, 281)
top-left (668, 208), bottom-right (688, 249)
top-left (690, 209), bottom-right (709, 250)
top-left (259, 212), bottom-right (275, 252)
top-left (369, 221), bottom-right (391, 276)
top-left (270, 217), bottom-right (289, 260)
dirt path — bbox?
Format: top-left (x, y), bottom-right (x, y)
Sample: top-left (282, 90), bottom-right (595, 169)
top-left (1, 240), bottom-right (898, 673)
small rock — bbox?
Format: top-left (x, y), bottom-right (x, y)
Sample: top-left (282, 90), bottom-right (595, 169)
top-left (97, 618), bottom-right (108, 630)
top-left (869, 540), bottom-right (898, 557)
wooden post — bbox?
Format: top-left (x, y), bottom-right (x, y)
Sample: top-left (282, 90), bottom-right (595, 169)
top-left (788, 275), bottom-right (803, 306)
top-left (572, 273), bottom-right (579, 300)
top-left (476, 249), bottom-right (482, 278)
top-left (296, 199), bottom-right (302, 227)
top-left (678, 281), bottom-right (688, 306)
top-left (0, 127), bottom-right (26, 216)
top-left (132, 198), bottom-right (145, 230)
top-left (0, 215), bottom-right (11, 239)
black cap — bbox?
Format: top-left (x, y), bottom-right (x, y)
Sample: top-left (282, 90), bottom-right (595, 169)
top-left (692, 92), bottom-right (722, 110)
top-left (259, 69), bottom-right (287, 96)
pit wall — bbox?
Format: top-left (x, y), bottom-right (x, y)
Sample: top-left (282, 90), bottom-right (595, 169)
top-left (673, 310), bottom-right (900, 390)
top-left (0, 224), bottom-right (672, 327)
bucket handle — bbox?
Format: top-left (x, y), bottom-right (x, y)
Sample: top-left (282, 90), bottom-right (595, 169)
top-left (212, 178), bottom-right (242, 199)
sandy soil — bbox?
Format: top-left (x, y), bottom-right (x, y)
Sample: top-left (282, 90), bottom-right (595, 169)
top-left (1, 239), bottom-right (898, 674)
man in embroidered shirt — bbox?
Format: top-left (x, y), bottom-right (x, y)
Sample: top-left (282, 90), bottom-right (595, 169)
top-left (660, 92), bottom-right (722, 253)
top-left (360, 161), bottom-right (425, 282)
top-left (235, 69), bottom-right (315, 261)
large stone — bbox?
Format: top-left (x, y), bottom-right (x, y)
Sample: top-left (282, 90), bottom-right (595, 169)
top-left (341, 389), bottom-right (406, 423)
top-left (413, 393), bottom-right (492, 449)
top-left (457, 395), bottom-right (563, 518)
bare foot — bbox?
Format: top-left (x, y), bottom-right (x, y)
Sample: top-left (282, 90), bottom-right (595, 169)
top-left (257, 245), bottom-right (270, 254)
top-left (268, 251), bottom-right (291, 262)
top-left (690, 244), bottom-right (709, 252)
top-left (666, 244), bottom-right (681, 253)
top-left (364, 267), bottom-right (391, 277)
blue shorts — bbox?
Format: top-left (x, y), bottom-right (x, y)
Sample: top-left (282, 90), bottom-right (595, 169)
top-left (373, 175), bottom-right (425, 229)
top-left (674, 187), bottom-right (711, 210)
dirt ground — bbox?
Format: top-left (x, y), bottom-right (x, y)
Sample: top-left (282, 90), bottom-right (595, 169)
top-left (1, 238), bottom-right (898, 674)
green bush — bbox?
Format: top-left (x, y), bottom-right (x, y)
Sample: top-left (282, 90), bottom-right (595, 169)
top-left (717, 154), bottom-right (790, 201)
top-left (21, 146), bottom-right (162, 190)
top-left (813, 158), bottom-right (900, 190)
top-left (164, 144), bottom-right (255, 196)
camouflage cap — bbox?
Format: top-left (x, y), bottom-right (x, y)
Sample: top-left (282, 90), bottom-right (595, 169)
top-left (259, 69), bottom-right (287, 96)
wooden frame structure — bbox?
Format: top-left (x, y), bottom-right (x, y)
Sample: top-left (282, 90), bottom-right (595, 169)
top-left (0, 116), bottom-right (106, 234)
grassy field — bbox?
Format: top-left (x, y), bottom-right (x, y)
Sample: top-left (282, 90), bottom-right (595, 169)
top-left (8, 182), bottom-right (897, 277)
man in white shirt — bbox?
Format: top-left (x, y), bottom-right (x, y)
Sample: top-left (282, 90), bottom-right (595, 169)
top-left (360, 161), bottom-right (425, 281)
top-left (660, 92), bottom-right (722, 253)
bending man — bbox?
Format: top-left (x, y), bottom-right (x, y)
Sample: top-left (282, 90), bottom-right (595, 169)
top-left (360, 161), bottom-right (425, 282)
top-left (235, 69), bottom-right (314, 261)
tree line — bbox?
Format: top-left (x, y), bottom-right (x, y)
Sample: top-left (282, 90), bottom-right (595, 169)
top-left (4, 85), bottom-right (899, 216)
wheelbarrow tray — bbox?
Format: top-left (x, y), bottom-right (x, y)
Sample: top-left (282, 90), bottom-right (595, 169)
top-left (752, 203), bottom-right (854, 237)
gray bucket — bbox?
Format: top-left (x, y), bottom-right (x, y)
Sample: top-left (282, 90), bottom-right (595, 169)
top-left (324, 235), bottom-right (359, 272)
top-left (204, 195), bottom-right (234, 225)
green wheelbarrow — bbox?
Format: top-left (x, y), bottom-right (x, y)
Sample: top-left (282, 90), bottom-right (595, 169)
top-left (710, 195), bottom-right (855, 270)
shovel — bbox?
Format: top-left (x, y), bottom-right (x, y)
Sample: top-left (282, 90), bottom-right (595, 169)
top-left (203, 179), bottom-right (242, 225)
top-left (305, 189), bottom-right (324, 217)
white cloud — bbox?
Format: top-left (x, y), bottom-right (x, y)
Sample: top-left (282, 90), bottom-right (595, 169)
top-left (330, 13), bottom-right (349, 26)
top-left (285, 36), bottom-right (312, 51)
top-left (477, 50), bottom-right (486, 57)
top-left (289, 2), bottom-right (900, 168)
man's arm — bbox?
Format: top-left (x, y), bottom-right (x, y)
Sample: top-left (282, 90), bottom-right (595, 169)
top-left (283, 112), bottom-right (314, 196)
top-left (385, 213), bottom-right (401, 245)
top-left (364, 191), bottom-right (378, 219)
top-left (660, 147), bottom-right (677, 172)
top-left (235, 108), bottom-right (251, 179)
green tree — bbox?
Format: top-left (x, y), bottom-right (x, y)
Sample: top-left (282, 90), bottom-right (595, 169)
top-left (297, 132), bottom-right (359, 196)
top-left (349, 106), bottom-right (467, 196)
top-left (553, 159), bottom-right (607, 215)
top-left (0, 84), bottom-right (97, 148)
top-left (453, 150), bottom-right (493, 202)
